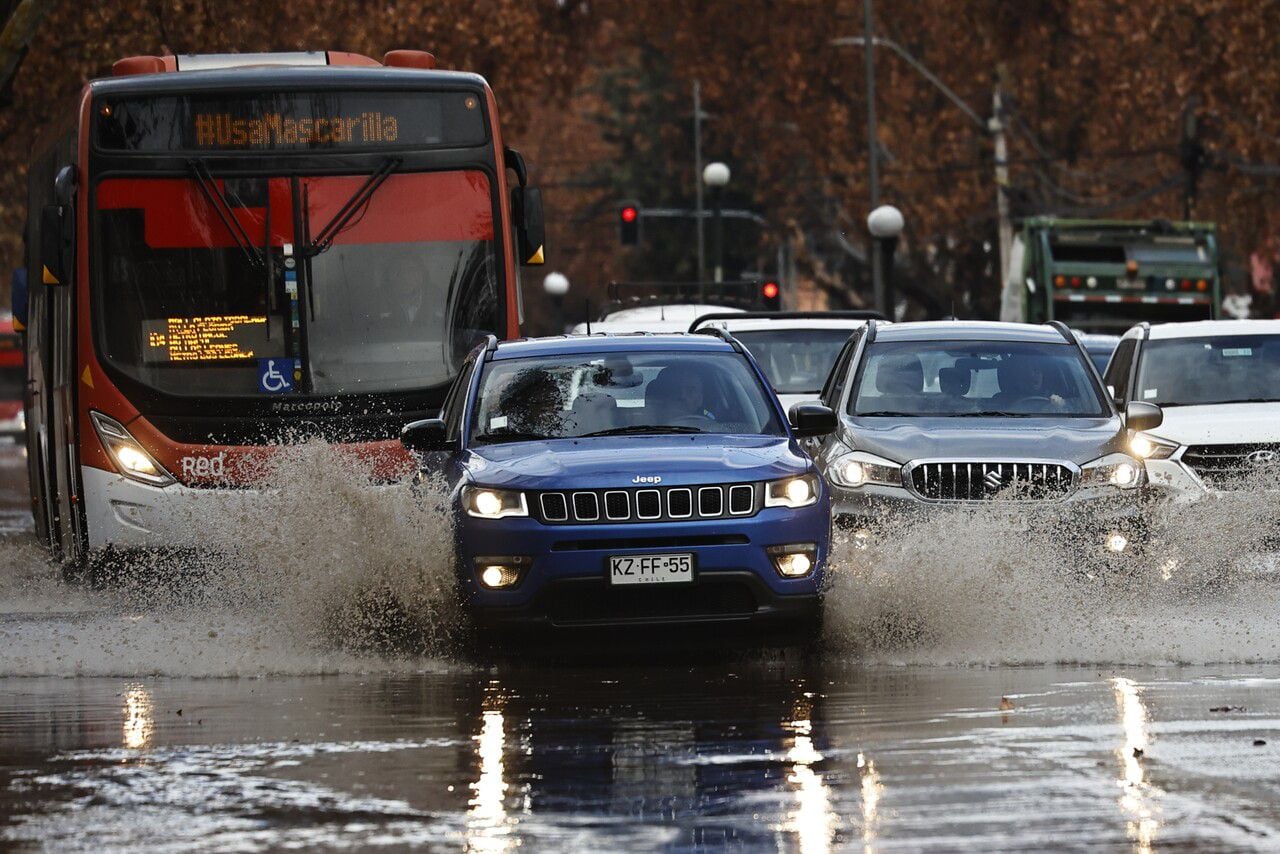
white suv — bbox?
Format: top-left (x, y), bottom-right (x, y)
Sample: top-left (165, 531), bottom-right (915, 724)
top-left (1104, 319), bottom-right (1280, 496)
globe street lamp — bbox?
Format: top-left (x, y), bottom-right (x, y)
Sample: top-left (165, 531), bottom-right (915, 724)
top-left (543, 271), bottom-right (570, 334)
top-left (703, 162), bottom-right (731, 292)
top-left (866, 205), bottom-right (904, 318)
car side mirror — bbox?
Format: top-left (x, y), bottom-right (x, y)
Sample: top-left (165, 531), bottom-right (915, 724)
top-left (788, 402), bottom-right (837, 438)
top-left (1125, 401), bottom-right (1163, 432)
top-left (400, 418), bottom-right (450, 453)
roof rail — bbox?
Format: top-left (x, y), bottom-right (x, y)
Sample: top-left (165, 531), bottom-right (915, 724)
top-left (1138, 320), bottom-right (1151, 340)
top-left (1046, 320), bottom-right (1076, 344)
top-left (692, 325), bottom-right (744, 353)
top-left (866, 318), bottom-right (879, 344)
top-left (482, 334), bottom-right (500, 356)
top-left (687, 309), bottom-right (885, 333)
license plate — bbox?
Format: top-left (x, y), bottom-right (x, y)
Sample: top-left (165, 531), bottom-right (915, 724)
top-left (609, 553), bottom-right (694, 586)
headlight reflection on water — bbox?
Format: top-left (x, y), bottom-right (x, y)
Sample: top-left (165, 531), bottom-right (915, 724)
top-left (782, 696), bottom-right (837, 854)
top-left (122, 684), bottom-right (154, 750)
top-left (1112, 677), bottom-right (1161, 853)
top-left (467, 683), bottom-right (517, 852)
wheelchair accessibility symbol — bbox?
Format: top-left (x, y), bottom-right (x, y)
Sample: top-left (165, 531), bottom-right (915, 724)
top-left (258, 358), bottom-right (295, 394)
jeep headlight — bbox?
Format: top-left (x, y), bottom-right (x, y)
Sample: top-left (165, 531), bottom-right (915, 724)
top-left (1080, 453), bottom-right (1144, 490)
top-left (765, 473), bottom-right (820, 508)
top-left (1129, 433), bottom-right (1178, 460)
top-left (462, 485), bottom-right (529, 519)
top-left (828, 451), bottom-right (902, 489)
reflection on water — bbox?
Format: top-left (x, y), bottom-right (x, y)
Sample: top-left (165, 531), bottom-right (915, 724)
top-left (122, 684), bottom-right (154, 750)
top-left (467, 682), bottom-right (515, 853)
top-left (858, 752), bottom-right (882, 853)
top-left (783, 693), bottom-right (836, 854)
top-left (1112, 677), bottom-right (1160, 852)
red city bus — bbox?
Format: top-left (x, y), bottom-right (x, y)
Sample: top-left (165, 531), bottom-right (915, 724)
top-left (22, 51), bottom-right (544, 564)
top-left (0, 313), bottom-right (22, 438)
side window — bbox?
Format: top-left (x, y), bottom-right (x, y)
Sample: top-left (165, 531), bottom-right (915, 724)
top-left (821, 332), bottom-right (861, 409)
top-left (1104, 339), bottom-right (1137, 403)
top-left (442, 357), bottom-right (475, 440)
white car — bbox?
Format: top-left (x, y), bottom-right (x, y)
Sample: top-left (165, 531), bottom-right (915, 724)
top-left (569, 304), bottom-right (742, 335)
top-left (688, 311), bottom-right (883, 413)
top-left (1104, 319), bottom-right (1280, 496)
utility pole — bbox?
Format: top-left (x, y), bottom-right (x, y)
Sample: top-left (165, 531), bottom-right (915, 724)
top-left (863, 0), bottom-right (885, 316)
top-left (992, 65), bottom-right (1013, 293)
top-left (693, 80), bottom-right (707, 297)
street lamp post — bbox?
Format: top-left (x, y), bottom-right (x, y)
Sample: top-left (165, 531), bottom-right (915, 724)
top-left (543, 271), bottom-right (570, 335)
top-left (832, 35), bottom-right (1014, 300)
top-left (703, 161), bottom-right (731, 290)
top-left (867, 205), bottom-right (904, 318)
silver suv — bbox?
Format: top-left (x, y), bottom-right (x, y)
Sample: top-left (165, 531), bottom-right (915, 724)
top-left (809, 320), bottom-right (1163, 554)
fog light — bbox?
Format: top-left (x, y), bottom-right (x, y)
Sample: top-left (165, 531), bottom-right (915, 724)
top-left (1104, 531), bottom-right (1129, 554)
top-left (767, 543), bottom-right (818, 578)
top-left (852, 528), bottom-right (873, 551)
top-left (474, 556), bottom-right (530, 589)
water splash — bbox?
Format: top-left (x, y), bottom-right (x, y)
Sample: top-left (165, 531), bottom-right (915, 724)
top-left (0, 442), bottom-right (462, 676)
top-left (824, 470), bottom-right (1280, 665)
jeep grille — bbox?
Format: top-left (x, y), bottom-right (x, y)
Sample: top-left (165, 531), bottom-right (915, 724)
top-left (535, 484), bottom-right (757, 524)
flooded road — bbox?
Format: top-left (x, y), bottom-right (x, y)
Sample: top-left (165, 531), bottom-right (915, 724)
top-left (3, 443), bottom-right (1280, 850)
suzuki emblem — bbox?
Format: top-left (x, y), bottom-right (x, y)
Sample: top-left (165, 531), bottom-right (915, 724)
top-left (984, 470), bottom-right (1004, 490)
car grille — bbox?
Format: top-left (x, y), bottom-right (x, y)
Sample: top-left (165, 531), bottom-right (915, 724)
top-left (908, 461), bottom-right (1076, 501)
top-left (535, 484), bottom-right (758, 524)
top-left (1182, 443), bottom-right (1280, 488)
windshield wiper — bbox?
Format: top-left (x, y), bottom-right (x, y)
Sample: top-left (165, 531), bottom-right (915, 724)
top-left (580, 425), bottom-right (706, 437)
top-left (187, 159), bottom-right (266, 270)
top-left (304, 157), bottom-right (401, 256)
top-left (1212, 398), bottom-right (1280, 405)
top-left (854, 411), bottom-right (919, 417)
top-left (472, 430), bottom-right (557, 445)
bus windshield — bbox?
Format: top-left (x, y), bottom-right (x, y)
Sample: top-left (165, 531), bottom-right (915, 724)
top-left (95, 170), bottom-right (499, 397)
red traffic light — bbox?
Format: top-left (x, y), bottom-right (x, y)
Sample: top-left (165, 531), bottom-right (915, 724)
top-left (762, 281), bottom-right (779, 299)
top-left (620, 206), bottom-right (638, 223)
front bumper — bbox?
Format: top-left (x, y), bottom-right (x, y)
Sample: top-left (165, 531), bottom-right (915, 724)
top-left (456, 507), bottom-right (829, 631)
top-left (1144, 458), bottom-right (1212, 498)
top-left (830, 483), bottom-right (1143, 549)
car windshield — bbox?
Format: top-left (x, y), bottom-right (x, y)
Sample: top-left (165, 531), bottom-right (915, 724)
top-left (851, 340), bottom-right (1109, 417)
top-left (470, 351), bottom-right (786, 443)
top-left (95, 170), bottom-right (498, 398)
top-left (733, 328), bottom-right (854, 394)
top-left (1136, 335), bottom-right (1280, 406)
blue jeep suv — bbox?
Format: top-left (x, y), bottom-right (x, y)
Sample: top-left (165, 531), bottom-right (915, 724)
top-left (401, 332), bottom-right (836, 638)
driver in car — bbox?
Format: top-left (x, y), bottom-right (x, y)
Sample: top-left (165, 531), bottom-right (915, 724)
top-left (648, 368), bottom-right (719, 422)
top-left (998, 359), bottom-right (1065, 409)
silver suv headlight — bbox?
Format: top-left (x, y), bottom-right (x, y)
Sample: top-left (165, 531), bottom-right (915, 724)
top-left (827, 450), bottom-right (903, 489)
top-left (1079, 453), bottom-right (1144, 490)
top-left (462, 485), bottom-right (529, 519)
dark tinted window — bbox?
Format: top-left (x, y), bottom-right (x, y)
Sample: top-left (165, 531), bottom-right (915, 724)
top-left (1104, 339), bottom-right (1137, 401)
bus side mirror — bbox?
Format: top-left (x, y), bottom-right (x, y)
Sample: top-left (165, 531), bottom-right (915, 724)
top-left (400, 418), bottom-right (451, 454)
top-left (511, 186), bottom-right (545, 266)
top-left (40, 204), bottom-right (73, 286)
top-left (1125, 401), bottom-right (1163, 432)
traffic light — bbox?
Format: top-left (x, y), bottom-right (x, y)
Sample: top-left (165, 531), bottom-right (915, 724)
top-left (761, 280), bottom-right (781, 311)
top-left (618, 201), bottom-right (641, 245)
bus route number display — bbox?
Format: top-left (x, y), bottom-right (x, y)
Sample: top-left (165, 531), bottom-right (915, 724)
top-left (142, 315), bottom-right (272, 363)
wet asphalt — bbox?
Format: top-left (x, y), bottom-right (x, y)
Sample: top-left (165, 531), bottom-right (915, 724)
top-left (2, 443), bottom-right (1280, 851)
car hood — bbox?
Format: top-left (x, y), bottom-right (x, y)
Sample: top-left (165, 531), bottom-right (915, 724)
top-left (464, 434), bottom-right (808, 490)
top-left (840, 416), bottom-right (1124, 465)
top-left (1144, 403), bottom-right (1280, 447)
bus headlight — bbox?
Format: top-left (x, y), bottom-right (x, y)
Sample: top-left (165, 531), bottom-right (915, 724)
top-left (462, 485), bottom-right (528, 519)
top-left (765, 473), bottom-right (820, 508)
top-left (89, 411), bottom-right (175, 487)
top-left (1129, 433), bottom-right (1178, 460)
top-left (1080, 454), bottom-right (1144, 490)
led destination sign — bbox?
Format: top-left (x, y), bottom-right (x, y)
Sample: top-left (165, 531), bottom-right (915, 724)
top-left (97, 91), bottom-right (487, 152)
top-left (142, 315), bottom-right (276, 363)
